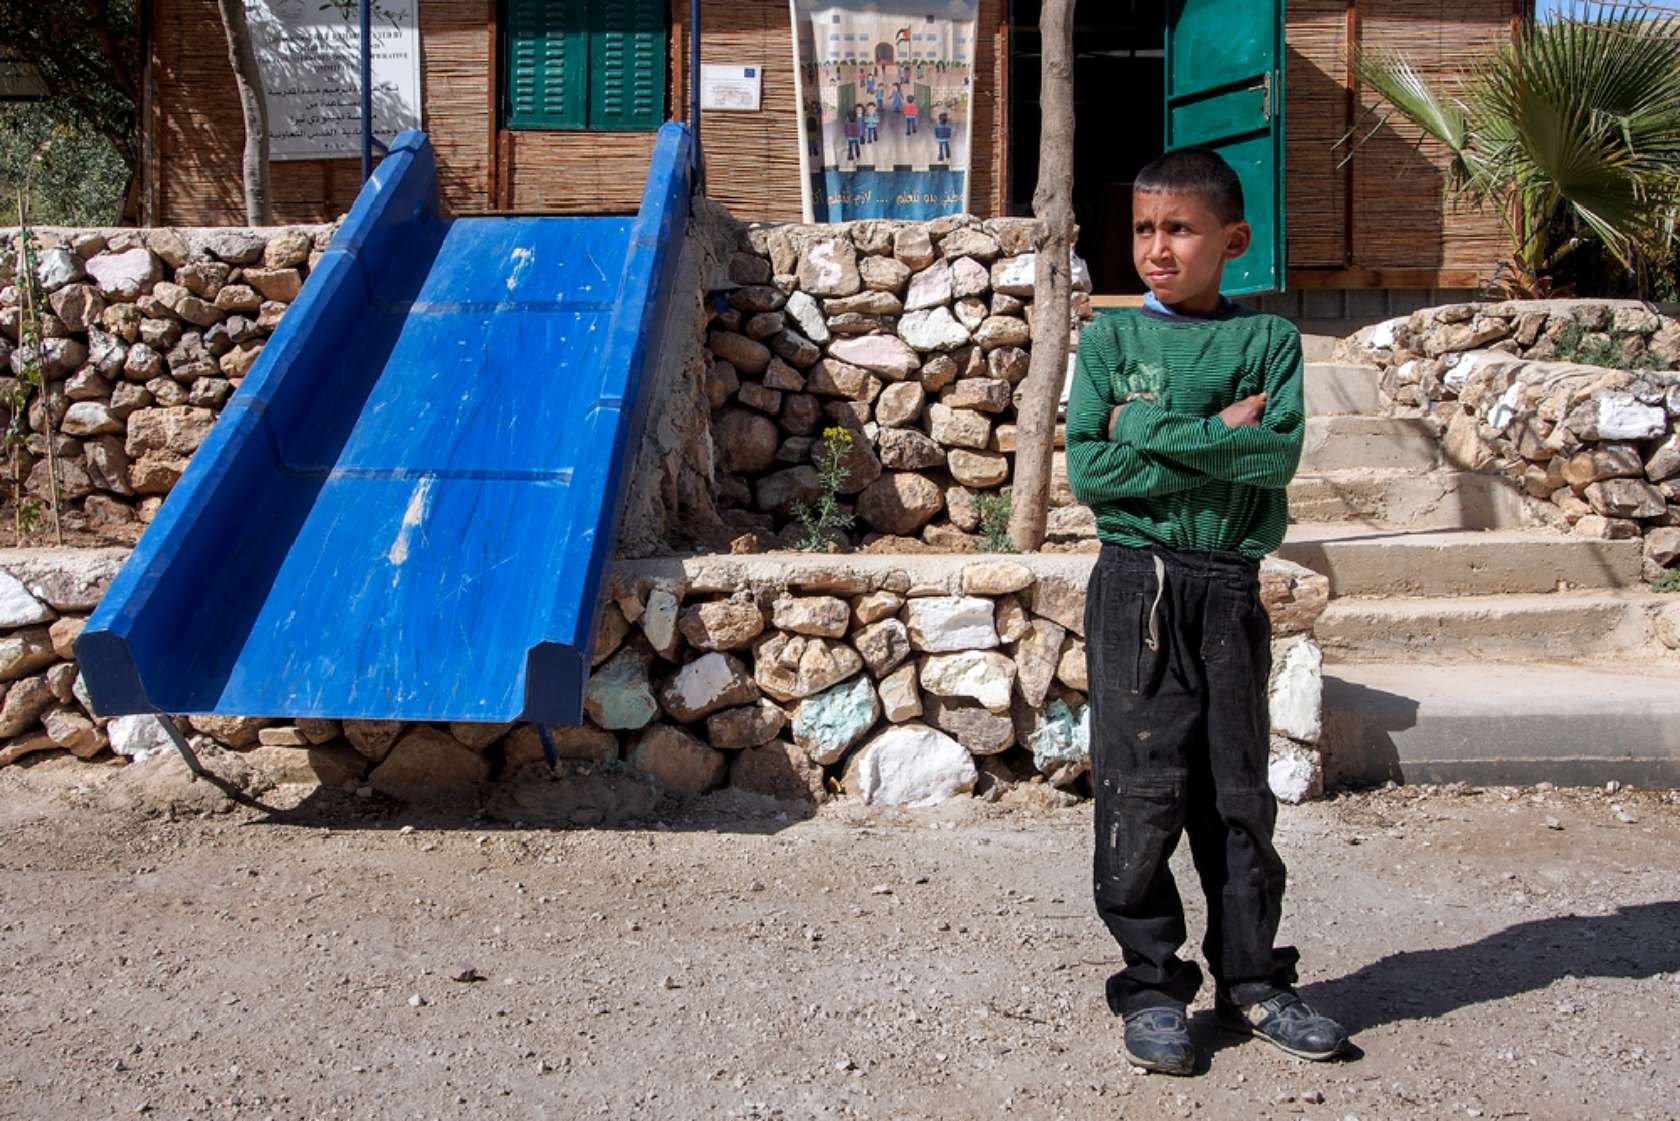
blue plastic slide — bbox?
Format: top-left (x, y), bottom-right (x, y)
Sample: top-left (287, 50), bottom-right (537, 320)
top-left (76, 123), bottom-right (695, 725)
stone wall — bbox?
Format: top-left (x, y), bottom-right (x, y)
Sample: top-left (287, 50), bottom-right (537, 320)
top-left (0, 225), bottom-right (333, 542)
top-left (701, 215), bottom-right (1096, 551)
top-left (0, 549), bottom-right (1333, 807)
top-left (1346, 300), bottom-right (1680, 578)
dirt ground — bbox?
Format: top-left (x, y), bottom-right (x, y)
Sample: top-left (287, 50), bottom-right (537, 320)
top-left (1, 758), bottom-right (1677, 1121)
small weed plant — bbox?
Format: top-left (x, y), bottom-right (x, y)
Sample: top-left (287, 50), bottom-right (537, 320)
top-left (1551, 319), bottom-right (1662, 371)
top-left (6, 181), bottom-right (63, 545)
top-left (793, 426), bottom-right (855, 551)
top-left (975, 492), bottom-right (1015, 553)
top-left (1651, 568), bottom-right (1680, 594)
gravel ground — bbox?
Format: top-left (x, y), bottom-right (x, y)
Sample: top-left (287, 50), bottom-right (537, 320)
top-left (1, 757), bottom-right (1677, 1121)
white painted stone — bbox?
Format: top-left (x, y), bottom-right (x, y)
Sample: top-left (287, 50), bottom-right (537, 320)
top-left (844, 723), bottom-right (977, 806)
top-left (1268, 741), bottom-right (1324, 804)
top-left (640, 587), bottom-right (681, 657)
top-left (0, 571), bottom-right (53, 627)
top-left (1596, 393), bottom-right (1667, 441)
top-left (989, 251), bottom-right (1090, 296)
top-left (1441, 350), bottom-right (1482, 394)
top-left (904, 596), bottom-right (998, 652)
top-left (1268, 636), bottom-right (1323, 745)
top-left (828, 334), bottom-right (920, 380)
top-left (1367, 316), bottom-right (1404, 351)
top-left (897, 306), bottom-right (971, 352)
top-left (661, 652), bottom-right (758, 722)
top-left (35, 248), bottom-right (84, 290)
top-left (950, 256), bottom-right (990, 299)
top-left (108, 713), bottom-right (175, 761)
top-left (784, 290), bottom-right (830, 345)
top-left (919, 650), bottom-right (1016, 713)
top-left (903, 260), bottom-right (954, 311)
top-left (84, 247), bottom-right (161, 299)
top-left (1485, 382), bottom-right (1523, 431)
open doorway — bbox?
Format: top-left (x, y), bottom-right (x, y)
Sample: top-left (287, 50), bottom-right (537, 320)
top-left (1008, 0), bottom-right (1165, 294)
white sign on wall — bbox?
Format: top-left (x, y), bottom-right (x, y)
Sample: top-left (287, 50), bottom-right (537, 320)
top-left (247, 0), bottom-right (421, 161)
top-left (700, 64), bottom-right (763, 112)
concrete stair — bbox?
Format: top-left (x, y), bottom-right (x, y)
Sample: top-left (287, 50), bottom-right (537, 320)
top-left (1289, 360), bottom-right (1679, 787)
top-left (1323, 663), bottom-right (1680, 787)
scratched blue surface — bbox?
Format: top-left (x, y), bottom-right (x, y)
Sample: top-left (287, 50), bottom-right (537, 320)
top-left (77, 124), bottom-right (694, 723)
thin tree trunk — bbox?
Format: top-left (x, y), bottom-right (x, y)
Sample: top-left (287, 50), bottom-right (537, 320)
top-left (1008, 0), bottom-right (1076, 553)
top-left (216, 0), bottom-right (272, 225)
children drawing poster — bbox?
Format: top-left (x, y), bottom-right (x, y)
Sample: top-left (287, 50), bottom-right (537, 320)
top-left (789, 1), bottom-right (977, 222)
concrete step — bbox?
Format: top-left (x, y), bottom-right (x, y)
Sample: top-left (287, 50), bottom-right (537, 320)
top-left (1279, 523), bottom-right (1647, 597)
top-left (1323, 661), bottom-right (1680, 788)
top-left (1287, 470), bottom-right (1529, 530)
top-left (1316, 591), bottom-right (1679, 661)
top-left (1299, 416), bottom-right (1441, 474)
top-left (1303, 362), bottom-right (1381, 417)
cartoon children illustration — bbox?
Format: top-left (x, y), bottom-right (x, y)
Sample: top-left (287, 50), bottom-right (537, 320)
top-left (806, 114), bottom-right (821, 159)
top-left (904, 93), bottom-right (919, 136)
top-left (933, 112), bottom-right (953, 162)
top-left (863, 102), bottom-right (880, 144)
top-left (844, 105), bottom-right (863, 161)
top-left (889, 82), bottom-right (903, 114)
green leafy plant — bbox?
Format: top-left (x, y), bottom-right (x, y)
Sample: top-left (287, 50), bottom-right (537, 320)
top-left (1348, 6), bottom-right (1680, 298)
top-left (1652, 568), bottom-right (1680, 594)
top-left (7, 179), bottom-right (65, 545)
top-left (1550, 318), bottom-right (1663, 369)
top-left (792, 426), bottom-right (856, 551)
top-left (975, 491), bottom-right (1015, 553)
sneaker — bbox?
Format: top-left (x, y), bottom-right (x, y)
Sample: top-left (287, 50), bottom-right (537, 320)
top-left (1121, 1005), bottom-right (1196, 1075)
top-left (1215, 990), bottom-right (1348, 1061)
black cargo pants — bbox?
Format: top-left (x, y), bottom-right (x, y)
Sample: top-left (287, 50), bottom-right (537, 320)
top-left (1085, 542), bottom-right (1299, 1015)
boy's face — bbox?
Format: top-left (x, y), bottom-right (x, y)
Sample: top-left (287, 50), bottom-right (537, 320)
top-left (1131, 188), bottom-right (1251, 314)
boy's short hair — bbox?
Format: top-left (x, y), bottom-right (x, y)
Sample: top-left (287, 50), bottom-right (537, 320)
top-left (1134, 147), bottom-right (1245, 225)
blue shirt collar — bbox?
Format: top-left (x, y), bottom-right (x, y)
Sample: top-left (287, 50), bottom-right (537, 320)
top-left (1142, 291), bottom-right (1237, 322)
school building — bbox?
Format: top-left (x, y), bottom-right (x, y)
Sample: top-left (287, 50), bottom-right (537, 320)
top-left (140, 0), bottom-right (1526, 306)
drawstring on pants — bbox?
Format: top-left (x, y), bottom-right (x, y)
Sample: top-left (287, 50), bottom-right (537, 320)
top-left (1145, 553), bottom-right (1165, 652)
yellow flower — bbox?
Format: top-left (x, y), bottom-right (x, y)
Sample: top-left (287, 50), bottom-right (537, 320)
top-left (822, 426), bottom-right (854, 446)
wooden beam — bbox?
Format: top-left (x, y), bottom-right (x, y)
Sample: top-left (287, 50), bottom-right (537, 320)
top-left (143, 0), bottom-right (162, 224)
top-left (1289, 268), bottom-right (1487, 290)
top-left (487, 0), bottom-right (500, 208)
top-left (1343, 0), bottom-right (1359, 268)
top-left (996, 7), bottom-right (1009, 216)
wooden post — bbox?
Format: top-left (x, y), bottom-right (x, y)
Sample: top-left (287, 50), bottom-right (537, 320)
top-left (1007, 0), bottom-right (1075, 553)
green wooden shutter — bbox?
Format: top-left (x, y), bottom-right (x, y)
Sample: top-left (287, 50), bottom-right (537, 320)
top-left (504, 0), bottom-right (589, 130)
top-left (1164, 0), bottom-right (1287, 296)
top-left (588, 0), bottom-right (667, 131)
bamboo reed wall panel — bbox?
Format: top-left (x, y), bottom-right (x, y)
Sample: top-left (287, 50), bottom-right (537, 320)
top-left (1284, 1), bottom-right (1351, 268)
top-left (505, 132), bottom-right (659, 211)
top-left (154, 0), bottom-right (487, 224)
top-left (670, 1), bottom-right (803, 221)
top-left (1350, 0), bottom-right (1509, 274)
top-left (419, 0), bottom-right (493, 214)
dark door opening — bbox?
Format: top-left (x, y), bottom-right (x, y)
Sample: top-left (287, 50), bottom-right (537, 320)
top-left (1008, 0), bottom-right (1165, 294)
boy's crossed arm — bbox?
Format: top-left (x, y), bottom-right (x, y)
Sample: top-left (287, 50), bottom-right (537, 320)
top-left (1065, 343), bottom-right (1211, 504)
top-left (1105, 331), bottom-right (1306, 489)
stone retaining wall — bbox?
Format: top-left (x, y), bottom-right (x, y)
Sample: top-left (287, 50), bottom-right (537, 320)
top-left (0, 549), bottom-right (1332, 806)
top-left (0, 225), bottom-right (333, 541)
top-left (701, 216), bottom-right (1096, 551)
top-left (1347, 300), bottom-right (1680, 578)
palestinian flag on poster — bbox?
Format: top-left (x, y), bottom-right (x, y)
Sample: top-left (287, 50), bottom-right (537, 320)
top-left (789, 1), bottom-right (978, 222)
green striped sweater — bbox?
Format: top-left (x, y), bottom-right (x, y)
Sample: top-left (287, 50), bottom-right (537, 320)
top-left (1065, 305), bottom-right (1305, 559)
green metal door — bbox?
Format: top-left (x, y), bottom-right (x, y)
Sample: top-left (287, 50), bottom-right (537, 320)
top-left (1164, 0), bottom-right (1286, 296)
